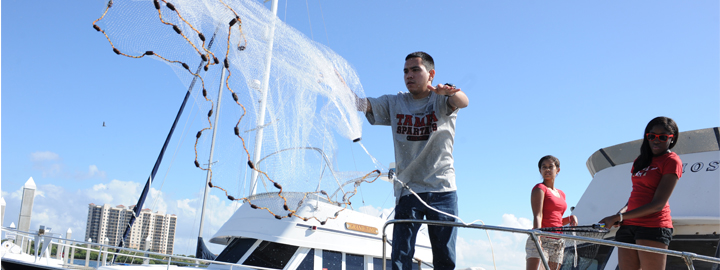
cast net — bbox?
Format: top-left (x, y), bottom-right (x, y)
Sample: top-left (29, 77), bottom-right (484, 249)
top-left (92, 0), bottom-right (382, 224)
top-left (539, 225), bottom-right (610, 270)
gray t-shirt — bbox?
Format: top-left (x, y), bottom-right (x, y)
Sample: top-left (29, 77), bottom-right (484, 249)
top-left (365, 91), bottom-right (458, 198)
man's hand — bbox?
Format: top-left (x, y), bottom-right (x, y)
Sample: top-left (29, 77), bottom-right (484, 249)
top-left (428, 83), bottom-right (461, 96)
top-left (429, 83), bottom-right (469, 110)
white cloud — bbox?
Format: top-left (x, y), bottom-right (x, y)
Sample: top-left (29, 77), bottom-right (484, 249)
top-left (77, 165), bottom-right (107, 179)
top-left (8, 187), bottom-right (45, 200)
top-left (177, 198), bottom-right (197, 216)
top-left (502, 213), bottom-right (532, 229)
top-left (29, 151), bottom-right (106, 180)
top-left (455, 214), bottom-right (531, 270)
top-left (148, 188), bottom-right (168, 214)
top-left (10, 189), bottom-right (23, 200)
top-left (30, 151), bottom-right (60, 161)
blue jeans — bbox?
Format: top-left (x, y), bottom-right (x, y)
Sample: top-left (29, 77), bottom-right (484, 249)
top-left (392, 191), bottom-right (458, 270)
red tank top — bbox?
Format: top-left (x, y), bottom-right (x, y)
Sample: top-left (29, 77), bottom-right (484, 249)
top-left (533, 183), bottom-right (567, 228)
top-left (624, 152), bottom-right (682, 228)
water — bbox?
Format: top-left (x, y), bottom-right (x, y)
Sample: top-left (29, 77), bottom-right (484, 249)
top-left (72, 258), bottom-right (99, 268)
top-left (358, 141), bottom-right (387, 171)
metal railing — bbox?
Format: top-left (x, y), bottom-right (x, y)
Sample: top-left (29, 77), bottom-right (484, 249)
top-left (1, 227), bottom-right (276, 270)
top-left (381, 219), bottom-right (720, 270)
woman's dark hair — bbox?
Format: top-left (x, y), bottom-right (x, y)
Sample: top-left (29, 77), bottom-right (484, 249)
top-left (631, 116), bottom-right (679, 174)
top-left (405, 51), bottom-right (435, 72)
top-left (538, 155), bottom-right (560, 170)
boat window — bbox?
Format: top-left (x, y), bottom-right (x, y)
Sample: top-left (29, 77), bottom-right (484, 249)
top-left (371, 257), bottom-right (422, 270)
top-left (346, 253), bottom-right (364, 270)
top-left (243, 241), bottom-right (299, 269)
top-left (322, 250), bottom-right (342, 270)
top-left (666, 235), bottom-right (720, 269)
top-left (296, 249), bottom-right (314, 270)
top-left (215, 238), bottom-right (257, 263)
top-left (373, 257), bottom-right (392, 270)
top-left (559, 243), bottom-right (614, 270)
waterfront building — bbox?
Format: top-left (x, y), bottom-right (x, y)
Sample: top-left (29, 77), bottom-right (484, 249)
top-left (84, 203), bottom-right (177, 254)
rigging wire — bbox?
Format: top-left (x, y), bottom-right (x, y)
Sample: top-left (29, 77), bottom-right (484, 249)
top-left (151, 85), bottom-right (206, 211)
top-left (304, 0), bottom-right (314, 40)
top-left (283, 0), bottom-right (288, 22)
top-left (317, 0), bottom-right (330, 46)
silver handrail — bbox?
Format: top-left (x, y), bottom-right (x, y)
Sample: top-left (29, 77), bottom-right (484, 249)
top-left (381, 219), bottom-right (720, 270)
top-left (1, 226), bottom-right (279, 270)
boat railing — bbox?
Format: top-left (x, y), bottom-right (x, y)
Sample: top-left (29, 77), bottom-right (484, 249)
top-left (1, 226), bottom-right (287, 270)
top-left (381, 219), bottom-right (720, 270)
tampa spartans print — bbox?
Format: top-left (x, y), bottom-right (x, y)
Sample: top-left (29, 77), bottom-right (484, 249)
top-left (396, 111), bottom-right (438, 141)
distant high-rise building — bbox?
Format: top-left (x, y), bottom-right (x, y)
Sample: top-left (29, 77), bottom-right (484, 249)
top-left (18, 177), bottom-right (36, 253)
top-left (85, 204), bottom-right (177, 255)
top-left (1, 197), bottom-right (6, 227)
top-left (18, 177), bottom-right (36, 233)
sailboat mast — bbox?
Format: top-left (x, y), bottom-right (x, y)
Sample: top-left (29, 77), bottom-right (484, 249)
top-left (197, 66), bottom-right (226, 239)
top-left (249, 0), bottom-right (279, 196)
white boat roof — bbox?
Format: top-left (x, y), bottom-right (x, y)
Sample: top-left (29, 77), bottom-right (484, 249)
top-left (586, 127), bottom-right (720, 176)
top-left (575, 127), bottom-right (720, 233)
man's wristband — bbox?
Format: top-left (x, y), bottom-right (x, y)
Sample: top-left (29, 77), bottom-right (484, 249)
top-left (619, 213), bottom-right (623, 222)
top-left (444, 83), bottom-right (456, 97)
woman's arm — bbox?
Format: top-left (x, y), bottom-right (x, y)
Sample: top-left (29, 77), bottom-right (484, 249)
top-left (531, 188), bottom-right (545, 229)
top-left (618, 203), bottom-right (628, 214)
top-left (562, 215), bottom-right (578, 226)
top-left (599, 173), bottom-right (679, 226)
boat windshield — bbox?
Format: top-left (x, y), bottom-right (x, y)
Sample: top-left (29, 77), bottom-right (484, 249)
top-left (666, 235), bottom-right (720, 269)
top-left (215, 237), bottom-right (299, 269)
top-left (215, 238), bottom-right (256, 263)
top-left (244, 241), bottom-right (299, 269)
top-left (296, 249), bottom-right (314, 270)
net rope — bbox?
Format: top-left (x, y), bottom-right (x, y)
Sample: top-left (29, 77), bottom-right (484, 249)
top-left (93, 2), bottom-right (506, 266)
top-left (93, 0), bottom-right (378, 224)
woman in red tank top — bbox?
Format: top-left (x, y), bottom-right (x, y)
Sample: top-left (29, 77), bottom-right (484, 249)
top-left (526, 155), bottom-right (578, 270)
top-left (599, 117), bottom-right (682, 270)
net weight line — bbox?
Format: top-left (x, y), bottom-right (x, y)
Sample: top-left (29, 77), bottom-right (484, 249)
top-left (93, 0), bottom-right (380, 225)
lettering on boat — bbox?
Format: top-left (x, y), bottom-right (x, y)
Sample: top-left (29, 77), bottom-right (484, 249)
top-left (345, 222), bottom-right (378, 235)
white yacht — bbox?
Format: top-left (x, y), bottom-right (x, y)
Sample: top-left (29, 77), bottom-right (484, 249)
top-left (569, 127), bottom-right (720, 269)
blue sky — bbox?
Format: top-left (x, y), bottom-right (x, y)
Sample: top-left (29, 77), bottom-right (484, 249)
top-left (2, 1), bottom-right (718, 269)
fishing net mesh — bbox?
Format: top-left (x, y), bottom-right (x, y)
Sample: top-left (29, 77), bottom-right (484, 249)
top-left (93, 0), bottom-right (381, 224)
top-left (539, 226), bottom-right (610, 270)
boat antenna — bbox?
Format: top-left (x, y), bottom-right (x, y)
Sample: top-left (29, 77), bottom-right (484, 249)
top-left (248, 0), bottom-right (279, 196)
top-left (196, 27), bottom-right (224, 260)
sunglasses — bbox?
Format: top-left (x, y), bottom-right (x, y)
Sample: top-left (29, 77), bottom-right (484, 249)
top-left (646, 133), bottom-right (674, 142)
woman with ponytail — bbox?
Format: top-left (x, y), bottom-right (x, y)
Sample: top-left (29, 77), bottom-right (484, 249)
top-left (599, 116), bottom-right (682, 270)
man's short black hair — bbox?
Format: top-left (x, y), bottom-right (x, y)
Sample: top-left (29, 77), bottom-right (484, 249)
top-left (405, 51), bottom-right (435, 71)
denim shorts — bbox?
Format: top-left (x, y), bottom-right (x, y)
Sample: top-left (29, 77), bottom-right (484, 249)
top-left (615, 225), bottom-right (673, 246)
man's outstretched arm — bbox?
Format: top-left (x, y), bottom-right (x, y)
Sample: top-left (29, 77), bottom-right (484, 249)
top-left (429, 84), bottom-right (469, 111)
top-left (355, 96), bottom-right (372, 113)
